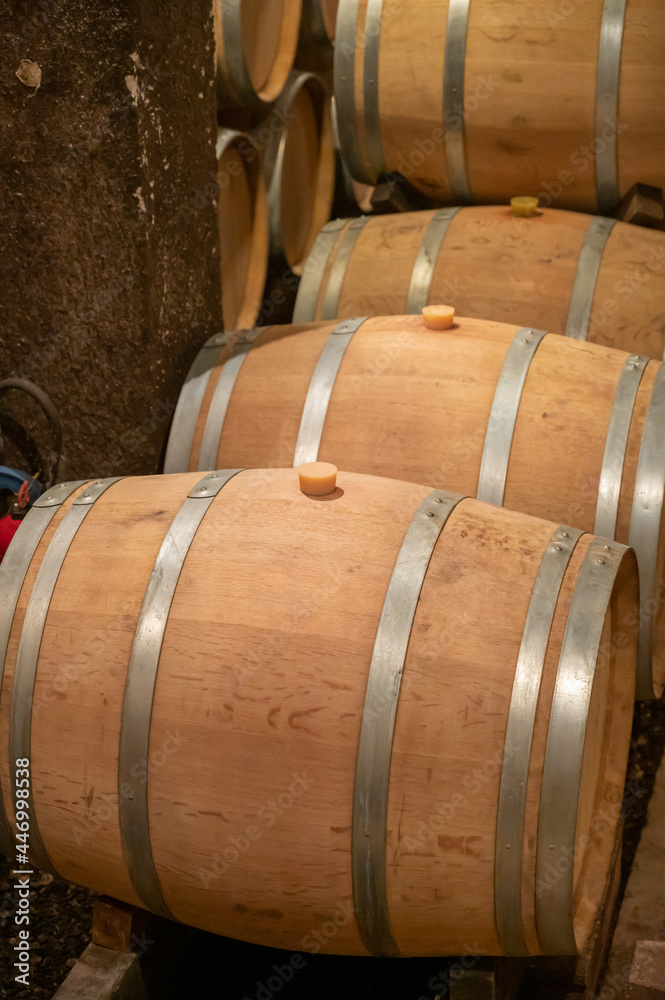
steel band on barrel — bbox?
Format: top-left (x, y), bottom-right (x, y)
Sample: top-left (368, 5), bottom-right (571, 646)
top-left (293, 220), bottom-right (349, 323)
top-left (321, 216), bottom-right (372, 321)
top-left (352, 489), bottom-right (466, 956)
top-left (406, 207), bottom-right (461, 314)
top-left (536, 537), bottom-right (629, 953)
top-left (595, 0), bottom-right (628, 214)
top-left (163, 333), bottom-right (227, 474)
top-left (362, 0), bottom-right (386, 182)
top-left (594, 354), bottom-right (649, 539)
top-left (565, 217), bottom-right (617, 341)
top-left (477, 328), bottom-right (548, 507)
top-left (0, 480), bottom-right (88, 856)
top-left (220, 2), bottom-right (257, 105)
top-left (118, 469), bottom-right (244, 919)
top-left (9, 478), bottom-right (123, 873)
top-left (443, 0), bottom-right (473, 204)
top-left (293, 317), bottom-right (368, 467)
top-left (334, 0), bottom-right (373, 184)
top-left (198, 329), bottom-right (267, 471)
top-left (494, 524), bottom-right (584, 955)
top-left (628, 363), bottom-right (665, 700)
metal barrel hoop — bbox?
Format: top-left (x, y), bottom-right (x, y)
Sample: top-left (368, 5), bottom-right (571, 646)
top-left (0, 480), bottom-right (88, 856)
top-left (220, 1), bottom-right (257, 105)
top-left (198, 328), bottom-right (267, 472)
top-left (594, 354), bottom-right (649, 539)
top-left (321, 215), bottom-right (372, 321)
top-left (293, 316), bottom-right (369, 467)
top-left (565, 217), bottom-right (617, 341)
top-left (334, 0), bottom-right (375, 184)
top-left (494, 524), bottom-right (584, 955)
top-left (443, 0), bottom-right (473, 204)
top-left (293, 219), bottom-right (349, 323)
top-left (595, 0), bottom-right (628, 214)
top-left (363, 0), bottom-right (387, 182)
top-left (536, 537), bottom-right (629, 954)
top-left (118, 469), bottom-right (245, 919)
top-left (163, 333), bottom-right (228, 474)
top-left (628, 363), bottom-right (665, 700)
top-left (406, 207), bottom-right (461, 313)
top-left (477, 328), bottom-right (548, 507)
top-left (9, 477), bottom-right (124, 873)
top-left (352, 489), bottom-right (467, 956)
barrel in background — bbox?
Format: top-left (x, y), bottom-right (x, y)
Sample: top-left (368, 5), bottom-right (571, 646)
top-left (216, 129), bottom-right (269, 331)
top-left (334, 0), bottom-right (665, 214)
top-left (214, 0), bottom-right (303, 108)
top-left (262, 72), bottom-right (336, 276)
top-left (294, 206), bottom-right (665, 360)
top-left (0, 469), bottom-right (637, 956)
top-left (164, 316), bottom-right (665, 699)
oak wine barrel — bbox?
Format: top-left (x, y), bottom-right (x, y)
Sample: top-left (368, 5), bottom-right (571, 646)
top-left (0, 469), bottom-right (636, 956)
top-left (294, 205), bottom-right (665, 360)
top-left (214, 0), bottom-right (302, 108)
top-left (216, 129), bottom-right (269, 331)
top-left (334, 0), bottom-right (665, 213)
top-left (261, 72), bottom-right (335, 275)
top-left (165, 316), bottom-right (665, 699)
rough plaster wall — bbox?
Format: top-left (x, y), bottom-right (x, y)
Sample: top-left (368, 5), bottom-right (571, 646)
top-left (0, 0), bottom-right (221, 480)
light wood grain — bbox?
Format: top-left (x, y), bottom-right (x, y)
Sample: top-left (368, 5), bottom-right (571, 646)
top-left (1, 470), bottom-right (636, 955)
top-left (340, 0), bottom-right (665, 211)
top-left (180, 314), bottom-right (665, 696)
top-left (304, 206), bottom-right (665, 359)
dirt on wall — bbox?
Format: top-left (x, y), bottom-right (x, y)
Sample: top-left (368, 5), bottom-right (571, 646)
top-left (0, 0), bottom-right (223, 482)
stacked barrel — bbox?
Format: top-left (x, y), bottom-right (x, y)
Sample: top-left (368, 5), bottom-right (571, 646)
top-left (213, 0), bottom-right (336, 329)
top-left (2, 0), bottom-right (665, 972)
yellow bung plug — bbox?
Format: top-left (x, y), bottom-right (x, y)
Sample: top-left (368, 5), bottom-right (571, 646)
top-left (511, 195), bottom-right (540, 217)
top-left (422, 305), bottom-right (455, 330)
top-left (298, 462), bottom-right (338, 496)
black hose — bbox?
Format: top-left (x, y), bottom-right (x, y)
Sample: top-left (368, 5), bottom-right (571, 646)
top-left (0, 378), bottom-right (63, 491)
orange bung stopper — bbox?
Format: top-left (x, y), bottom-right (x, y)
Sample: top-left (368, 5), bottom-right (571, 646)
top-left (298, 462), bottom-right (338, 496)
top-left (422, 305), bottom-right (455, 330)
top-left (511, 195), bottom-right (540, 217)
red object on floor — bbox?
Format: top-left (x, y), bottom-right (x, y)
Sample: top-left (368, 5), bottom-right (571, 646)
top-left (0, 514), bottom-right (20, 562)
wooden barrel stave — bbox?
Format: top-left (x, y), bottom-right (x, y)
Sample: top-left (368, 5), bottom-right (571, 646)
top-left (0, 469), bottom-right (636, 956)
top-left (293, 206), bottom-right (665, 359)
top-left (164, 317), bottom-right (665, 699)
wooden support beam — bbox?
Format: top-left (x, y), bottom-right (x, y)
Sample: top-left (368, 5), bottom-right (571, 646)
top-left (449, 958), bottom-right (525, 999)
top-left (613, 184), bottom-right (665, 230)
top-left (92, 895), bottom-right (155, 955)
top-left (370, 173), bottom-right (438, 214)
top-left (51, 943), bottom-right (147, 1000)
